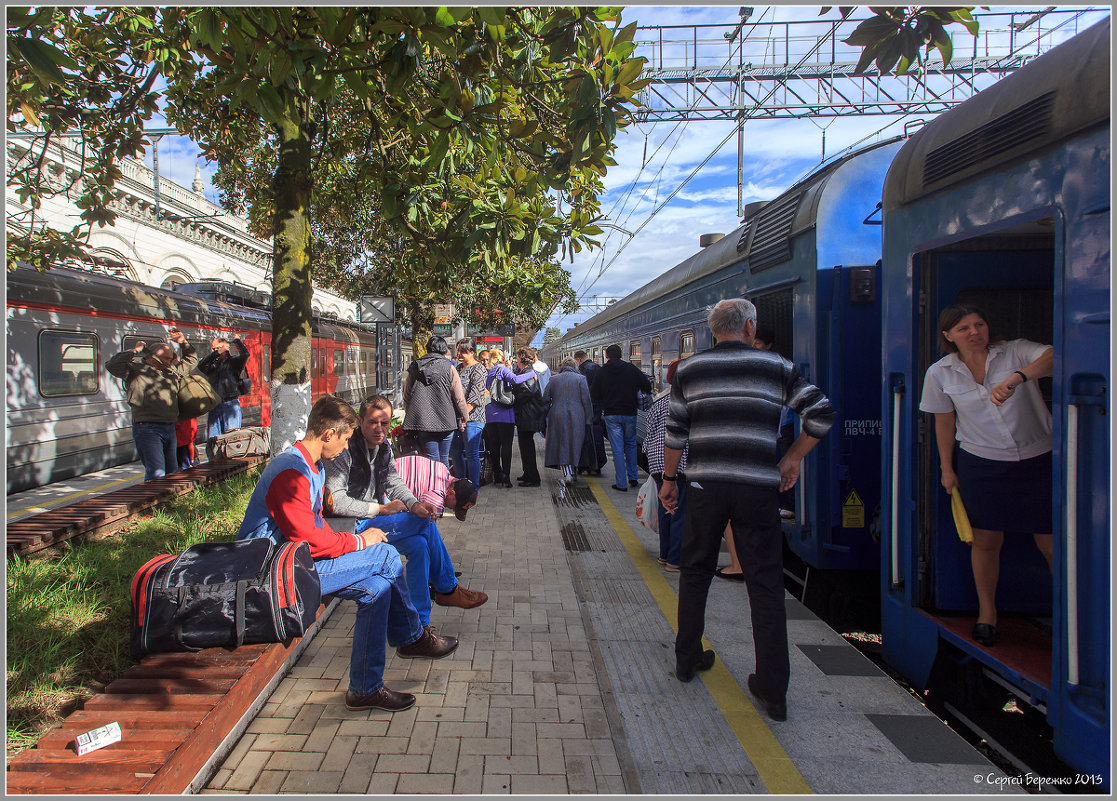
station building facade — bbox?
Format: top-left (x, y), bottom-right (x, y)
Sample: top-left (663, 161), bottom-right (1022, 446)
top-left (6, 138), bottom-right (356, 321)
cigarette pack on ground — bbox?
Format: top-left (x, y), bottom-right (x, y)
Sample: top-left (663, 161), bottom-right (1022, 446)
top-left (73, 721), bottom-right (122, 755)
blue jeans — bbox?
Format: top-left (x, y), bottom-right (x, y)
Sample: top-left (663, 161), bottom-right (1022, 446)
top-left (356, 512), bottom-right (458, 626)
top-left (654, 474), bottom-right (687, 566)
top-left (314, 545), bottom-right (425, 696)
top-left (451, 422), bottom-right (484, 487)
top-left (416, 431), bottom-right (454, 468)
top-left (133, 422), bottom-right (177, 480)
top-left (207, 399), bottom-right (242, 440)
top-left (604, 415), bottom-right (639, 487)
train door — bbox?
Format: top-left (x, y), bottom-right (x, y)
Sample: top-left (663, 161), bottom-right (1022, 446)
top-left (901, 224), bottom-right (1059, 711)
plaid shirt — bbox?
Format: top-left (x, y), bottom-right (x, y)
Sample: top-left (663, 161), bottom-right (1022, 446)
top-left (644, 391), bottom-right (688, 475)
top-left (394, 454), bottom-right (451, 516)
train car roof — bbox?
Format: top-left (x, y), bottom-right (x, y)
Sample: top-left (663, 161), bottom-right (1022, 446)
top-left (6, 264), bottom-right (273, 328)
top-left (550, 138), bottom-right (902, 350)
top-left (7, 265), bottom-right (378, 342)
top-left (884, 17), bottom-right (1110, 210)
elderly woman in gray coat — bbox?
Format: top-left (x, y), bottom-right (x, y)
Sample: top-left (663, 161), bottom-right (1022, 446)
top-left (543, 358), bottom-right (595, 485)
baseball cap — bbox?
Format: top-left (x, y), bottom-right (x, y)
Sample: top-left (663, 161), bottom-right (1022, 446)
top-left (452, 478), bottom-right (478, 521)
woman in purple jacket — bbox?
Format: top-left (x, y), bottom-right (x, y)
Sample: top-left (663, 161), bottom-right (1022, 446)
top-left (483, 347), bottom-right (536, 488)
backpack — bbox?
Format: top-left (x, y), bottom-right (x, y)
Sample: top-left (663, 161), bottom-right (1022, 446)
top-left (488, 376), bottom-right (514, 407)
top-left (129, 538), bottom-right (321, 660)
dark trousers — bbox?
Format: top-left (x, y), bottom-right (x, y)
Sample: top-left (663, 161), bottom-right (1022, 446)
top-left (484, 422), bottom-right (515, 482)
top-left (676, 480), bottom-right (789, 703)
top-left (517, 428), bottom-right (540, 483)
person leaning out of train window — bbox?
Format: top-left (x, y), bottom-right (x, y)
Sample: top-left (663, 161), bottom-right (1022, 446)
top-left (105, 327), bottom-right (198, 481)
top-left (918, 304), bottom-right (1055, 649)
top-left (197, 335), bottom-right (250, 442)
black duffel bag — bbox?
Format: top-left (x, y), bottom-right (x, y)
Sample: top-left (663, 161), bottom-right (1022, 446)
top-left (130, 538), bottom-right (321, 660)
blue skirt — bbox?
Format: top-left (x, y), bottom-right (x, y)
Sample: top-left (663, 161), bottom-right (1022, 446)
top-left (955, 449), bottom-right (1053, 533)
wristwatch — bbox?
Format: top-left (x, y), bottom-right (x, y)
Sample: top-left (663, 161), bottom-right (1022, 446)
top-left (662, 474), bottom-right (677, 482)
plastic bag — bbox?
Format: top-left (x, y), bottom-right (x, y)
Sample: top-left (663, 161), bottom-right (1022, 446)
top-left (636, 475), bottom-right (659, 532)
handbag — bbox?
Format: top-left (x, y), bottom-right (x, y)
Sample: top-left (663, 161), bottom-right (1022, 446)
top-left (130, 538), bottom-right (321, 660)
top-left (177, 372), bottom-right (221, 422)
top-left (210, 425), bottom-right (271, 459)
top-left (636, 475), bottom-right (659, 532)
top-left (488, 377), bottom-right (514, 407)
top-left (236, 366), bottom-right (252, 396)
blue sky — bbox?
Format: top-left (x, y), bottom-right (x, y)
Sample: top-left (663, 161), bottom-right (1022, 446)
top-left (135, 6), bottom-right (1109, 342)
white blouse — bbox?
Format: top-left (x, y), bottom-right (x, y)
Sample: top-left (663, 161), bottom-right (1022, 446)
top-left (919, 339), bottom-right (1053, 462)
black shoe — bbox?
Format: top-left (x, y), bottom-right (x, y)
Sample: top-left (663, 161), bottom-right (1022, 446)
top-left (502, 479), bottom-right (513, 488)
top-left (516, 475), bottom-right (526, 482)
top-left (611, 484), bottom-right (628, 492)
top-left (397, 625), bottom-right (459, 659)
top-left (629, 479), bottom-right (639, 488)
top-left (345, 686), bottom-right (416, 712)
top-left (747, 673), bottom-right (787, 721)
top-left (972, 623), bottom-right (997, 647)
top-left (714, 566), bottom-right (745, 583)
top-left (676, 650), bottom-right (716, 683)
top-left (518, 480), bottom-right (540, 487)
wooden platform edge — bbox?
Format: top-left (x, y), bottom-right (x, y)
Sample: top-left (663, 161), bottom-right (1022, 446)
top-left (181, 596), bottom-right (342, 795)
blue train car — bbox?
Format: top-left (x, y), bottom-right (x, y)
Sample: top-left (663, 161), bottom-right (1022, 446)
top-left (879, 20), bottom-right (1109, 786)
top-left (545, 138), bottom-right (904, 579)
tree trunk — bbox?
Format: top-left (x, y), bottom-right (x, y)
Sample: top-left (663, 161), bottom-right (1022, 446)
top-left (268, 96), bottom-right (314, 454)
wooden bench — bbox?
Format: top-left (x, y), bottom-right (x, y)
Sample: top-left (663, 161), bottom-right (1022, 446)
top-left (7, 458), bottom-right (264, 559)
top-left (6, 599), bottom-right (339, 794)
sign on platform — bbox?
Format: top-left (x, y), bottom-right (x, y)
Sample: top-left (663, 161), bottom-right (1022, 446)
top-left (359, 296), bottom-right (394, 324)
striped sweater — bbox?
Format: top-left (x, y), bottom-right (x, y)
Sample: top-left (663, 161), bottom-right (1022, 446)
top-left (664, 341), bottom-right (834, 488)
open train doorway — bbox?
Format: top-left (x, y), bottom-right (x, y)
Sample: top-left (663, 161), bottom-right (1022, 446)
top-left (914, 217), bottom-right (1057, 697)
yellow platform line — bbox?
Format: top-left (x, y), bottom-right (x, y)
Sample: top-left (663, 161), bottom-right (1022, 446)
top-left (586, 474), bottom-right (812, 795)
top-left (6, 473), bottom-right (145, 520)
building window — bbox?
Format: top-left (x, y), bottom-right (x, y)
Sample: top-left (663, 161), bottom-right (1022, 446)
top-left (39, 330), bottom-right (99, 397)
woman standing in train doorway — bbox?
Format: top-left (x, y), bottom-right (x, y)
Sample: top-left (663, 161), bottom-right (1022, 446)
top-left (919, 304), bottom-right (1055, 648)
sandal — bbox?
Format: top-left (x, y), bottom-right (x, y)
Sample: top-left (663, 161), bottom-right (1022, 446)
top-left (714, 567), bottom-right (744, 583)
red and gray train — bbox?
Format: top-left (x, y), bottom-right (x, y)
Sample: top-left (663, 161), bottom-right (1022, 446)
top-left (6, 265), bottom-right (399, 494)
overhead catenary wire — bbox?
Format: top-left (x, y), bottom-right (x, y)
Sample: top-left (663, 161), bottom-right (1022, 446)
top-left (574, 12), bottom-right (847, 304)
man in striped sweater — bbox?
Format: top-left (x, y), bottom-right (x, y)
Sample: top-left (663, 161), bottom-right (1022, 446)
top-left (658, 298), bottom-right (834, 722)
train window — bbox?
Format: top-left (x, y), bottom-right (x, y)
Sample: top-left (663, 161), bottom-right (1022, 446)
top-left (262, 345), bottom-right (270, 383)
top-left (680, 331), bottom-right (696, 360)
top-left (189, 339), bottom-right (211, 359)
top-left (334, 350), bottom-right (345, 376)
top-left (312, 347), bottom-right (318, 373)
top-left (320, 347), bottom-right (326, 378)
top-left (122, 335), bottom-right (145, 353)
top-left (651, 337), bottom-right (662, 388)
top-left (39, 330), bottom-right (99, 397)
top-left (629, 340), bottom-right (642, 368)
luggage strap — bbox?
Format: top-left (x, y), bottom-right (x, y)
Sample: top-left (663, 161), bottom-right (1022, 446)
top-left (172, 581), bottom-right (249, 650)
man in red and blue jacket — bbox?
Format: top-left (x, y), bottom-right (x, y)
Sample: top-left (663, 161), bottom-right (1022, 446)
top-left (238, 395), bottom-right (458, 712)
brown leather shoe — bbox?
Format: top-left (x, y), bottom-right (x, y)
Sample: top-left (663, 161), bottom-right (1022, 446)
top-left (396, 625), bottom-right (459, 660)
top-left (345, 686), bottom-right (416, 712)
top-left (434, 584), bottom-right (488, 609)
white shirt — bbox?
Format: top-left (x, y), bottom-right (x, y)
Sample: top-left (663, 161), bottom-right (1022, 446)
top-left (919, 339), bottom-right (1052, 462)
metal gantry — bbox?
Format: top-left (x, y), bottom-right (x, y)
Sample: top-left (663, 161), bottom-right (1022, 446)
top-left (626, 7), bottom-right (1108, 217)
top-left (632, 8), bottom-right (1106, 124)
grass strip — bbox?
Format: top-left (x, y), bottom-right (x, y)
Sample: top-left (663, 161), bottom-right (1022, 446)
top-left (5, 465), bottom-right (263, 762)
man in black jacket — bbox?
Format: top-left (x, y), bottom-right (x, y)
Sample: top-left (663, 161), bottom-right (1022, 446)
top-left (574, 350), bottom-right (605, 476)
top-left (512, 347), bottom-right (546, 486)
top-left (198, 336), bottom-right (250, 441)
top-left (590, 344), bottom-right (650, 491)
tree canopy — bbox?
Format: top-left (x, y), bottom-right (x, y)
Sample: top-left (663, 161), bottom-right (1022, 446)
top-left (8, 7), bottom-right (648, 348)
